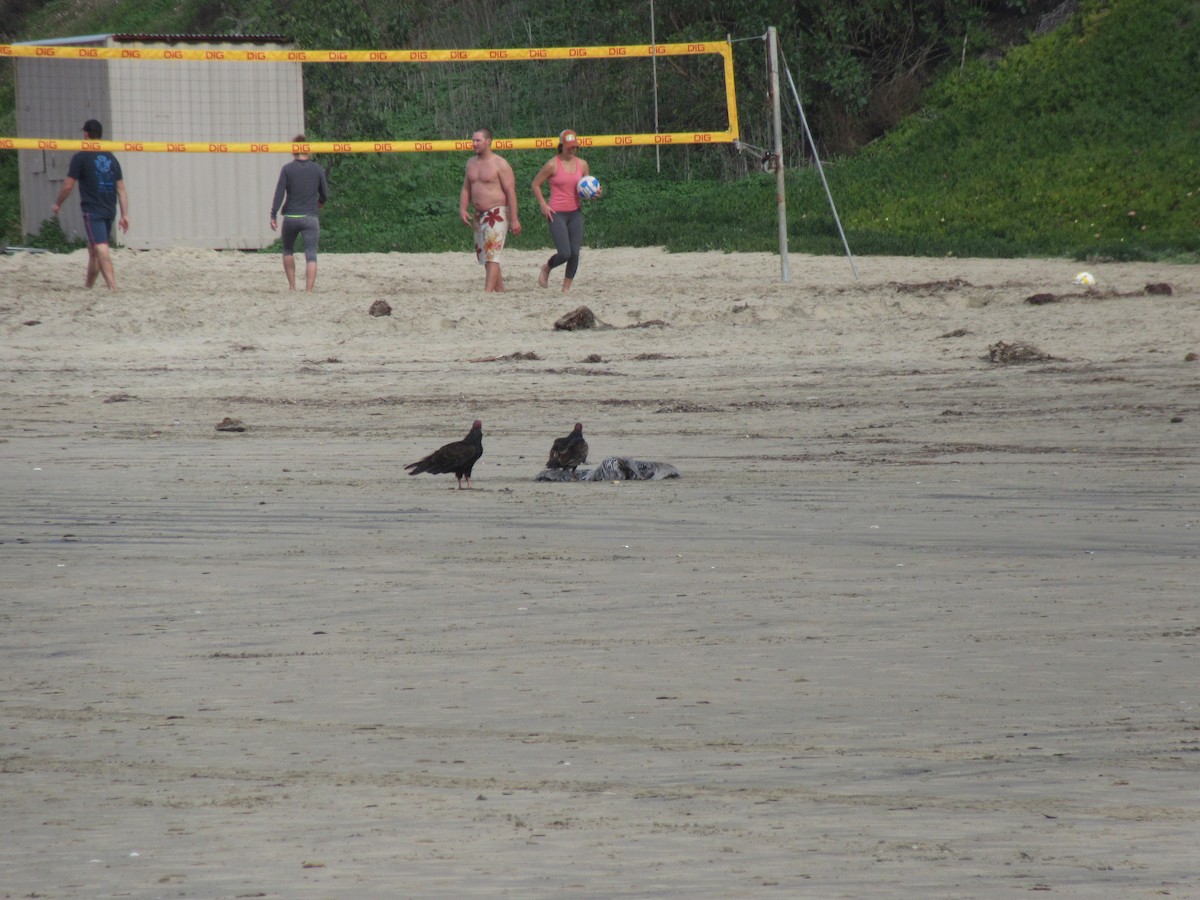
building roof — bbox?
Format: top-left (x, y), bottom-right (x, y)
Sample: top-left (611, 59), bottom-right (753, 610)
top-left (111, 34), bottom-right (291, 44)
top-left (17, 33), bottom-right (291, 45)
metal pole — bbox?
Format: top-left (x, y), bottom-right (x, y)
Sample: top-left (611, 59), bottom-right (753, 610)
top-left (651, 0), bottom-right (660, 173)
top-left (767, 27), bottom-right (789, 283)
top-left (783, 62), bottom-right (858, 281)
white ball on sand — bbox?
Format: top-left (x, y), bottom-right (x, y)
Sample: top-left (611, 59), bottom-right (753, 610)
top-left (1073, 271), bottom-right (1096, 286)
top-left (577, 175), bottom-right (601, 200)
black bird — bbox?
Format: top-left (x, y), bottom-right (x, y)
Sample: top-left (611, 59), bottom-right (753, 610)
top-left (405, 420), bottom-right (484, 489)
top-left (546, 422), bottom-right (588, 472)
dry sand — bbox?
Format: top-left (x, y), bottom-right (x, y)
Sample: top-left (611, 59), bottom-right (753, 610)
top-left (2, 246), bottom-right (1198, 898)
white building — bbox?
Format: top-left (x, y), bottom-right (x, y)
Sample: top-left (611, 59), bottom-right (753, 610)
top-left (16, 33), bottom-right (305, 250)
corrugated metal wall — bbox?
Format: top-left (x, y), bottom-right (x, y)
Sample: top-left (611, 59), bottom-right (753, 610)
top-left (17, 45), bottom-right (113, 243)
top-left (17, 36), bottom-right (304, 250)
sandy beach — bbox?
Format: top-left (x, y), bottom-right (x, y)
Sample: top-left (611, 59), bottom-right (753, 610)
top-left (2, 246), bottom-right (1198, 898)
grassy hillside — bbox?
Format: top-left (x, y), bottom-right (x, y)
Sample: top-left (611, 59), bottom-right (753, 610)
top-left (2, 0), bottom-right (1197, 260)
top-left (795, 0), bottom-right (1200, 260)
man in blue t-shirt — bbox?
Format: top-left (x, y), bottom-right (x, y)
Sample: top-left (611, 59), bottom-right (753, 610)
top-left (52, 119), bottom-right (130, 290)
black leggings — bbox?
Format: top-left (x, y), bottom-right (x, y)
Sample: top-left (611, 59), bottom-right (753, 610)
top-left (546, 209), bottom-right (584, 279)
top-left (281, 215), bottom-right (320, 262)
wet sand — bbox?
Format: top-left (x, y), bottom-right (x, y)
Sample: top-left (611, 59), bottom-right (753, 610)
top-left (2, 247), bottom-right (1198, 898)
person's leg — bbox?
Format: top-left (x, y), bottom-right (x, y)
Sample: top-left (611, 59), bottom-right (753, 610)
top-left (546, 213), bottom-right (571, 274)
top-left (474, 219), bottom-right (491, 290)
top-left (85, 244), bottom-right (101, 288)
top-left (281, 219), bottom-right (300, 289)
top-left (301, 218), bottom-right (320, 292)
top-left (563, 211), bottom-right (584, 291)
top-left (93, 243), bottom-right (117, 290)
top-left (82, 214), bottom-right (116, 289)
top-left (478, 209), bottom-right (507, 292)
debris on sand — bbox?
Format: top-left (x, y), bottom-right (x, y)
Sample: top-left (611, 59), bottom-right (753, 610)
top-left (469, 351), bottom-right (542, 363)
top-left (554, 306), bottom-right (603, 330)
top-left (987, 341), bottom-right (1054, 365)
top-left (536, 456), bottom-right (680, 482)
top-left (1025, 282), bottom-right (1174, 304)
top-left (553, 305), bottom-right (667, 331)
top-left (368, 299), bottom-right (392, 317)
top-left (544, 366), bottom-right (623, 377)
top-left (655, 400), bottom-right (713, 413)
top-left (893, 278), bottom-right (970, 294)
top-left (215, 416), bottom-right (247, 432)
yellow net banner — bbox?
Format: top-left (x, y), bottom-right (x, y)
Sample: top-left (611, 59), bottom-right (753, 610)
top-left (2, 41), bottom-right (739, 151)
top-left (1, 41), bottom-right (726, 63)
top-left (1, 133), bottom-right (733, 153)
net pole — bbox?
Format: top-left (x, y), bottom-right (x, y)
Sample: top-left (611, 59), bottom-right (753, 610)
top-left (650, 0), bottom-right (660, 173)
top-left (767, 27), bottom-right (790, 283)
top-left (782, 58), bottom-right (858, 281)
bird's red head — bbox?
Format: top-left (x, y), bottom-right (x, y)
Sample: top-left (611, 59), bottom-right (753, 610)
top-left (472, 420), bottom-right (482, 430)
top-left (573, 422), bottom-right (583, 431)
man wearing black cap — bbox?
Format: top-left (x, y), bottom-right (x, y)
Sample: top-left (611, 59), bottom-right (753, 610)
top-left (52, 119), bottom-right (130, 290)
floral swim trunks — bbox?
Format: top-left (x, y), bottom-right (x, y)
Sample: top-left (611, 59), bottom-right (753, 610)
top-left (474, 206), bottom-right (509, 265)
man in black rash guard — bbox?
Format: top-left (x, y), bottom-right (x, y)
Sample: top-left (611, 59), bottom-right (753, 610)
top-left (270, 135), bottom-right (329, 292)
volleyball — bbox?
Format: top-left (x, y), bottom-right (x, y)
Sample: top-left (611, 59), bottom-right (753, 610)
top-left (577, 175), bottom-right (601, 200)
top-left (1073, 271), bottom-right (1095, 286)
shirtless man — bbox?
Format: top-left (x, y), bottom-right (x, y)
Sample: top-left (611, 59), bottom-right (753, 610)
top-left (460, 128), bottom-right (521, 292)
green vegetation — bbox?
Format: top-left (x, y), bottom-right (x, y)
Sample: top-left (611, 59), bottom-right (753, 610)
top-left (803, 0), bottom-right (1200, 260)
top-left (3, 0), bottom-right (1197, 260)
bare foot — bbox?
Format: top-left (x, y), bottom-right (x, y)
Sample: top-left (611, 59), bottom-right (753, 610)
top-left (538, 264), bottom-right (549, 288)
top-left (561, 276), bottom-right (573, 293)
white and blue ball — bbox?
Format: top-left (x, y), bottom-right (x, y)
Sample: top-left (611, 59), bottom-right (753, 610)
top-left (577, 175), bottom-right (601, 200)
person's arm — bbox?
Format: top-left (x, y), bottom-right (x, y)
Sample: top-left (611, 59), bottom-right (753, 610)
top-left (270, 169), bottom-right (287, 230)
top-left (115, 179), bottom-right (129, 233)
top-left (318, 169), bottom-right (329, 209)
top-left (51, 176), bottom-right (77, 214)
top-left (459, 169), bottom-right (473, 226)
top-left (531, 160), bottom-right (554, 221)
top-left (500, 159), bottom-right (521, 235)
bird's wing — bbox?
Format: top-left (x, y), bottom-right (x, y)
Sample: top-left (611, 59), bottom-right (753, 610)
top-left (407, 438), bottom-right (470, 474)
top-left (559, 437), bottom-right (588, 469)
top-left (546, 435), bottom-right (571, 467)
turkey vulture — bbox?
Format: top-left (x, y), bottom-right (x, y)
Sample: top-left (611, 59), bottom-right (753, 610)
top-left (405, 420), bottom-right (483, 488)
top-left (546, 422), bottom-right (588, 472)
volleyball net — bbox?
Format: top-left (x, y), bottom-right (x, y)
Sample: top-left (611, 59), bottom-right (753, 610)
top-left (0, 40), bottom-right (739, 153)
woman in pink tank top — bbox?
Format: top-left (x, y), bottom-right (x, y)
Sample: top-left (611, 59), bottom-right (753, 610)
top-left (532, 128), bottom-right (601, 292)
